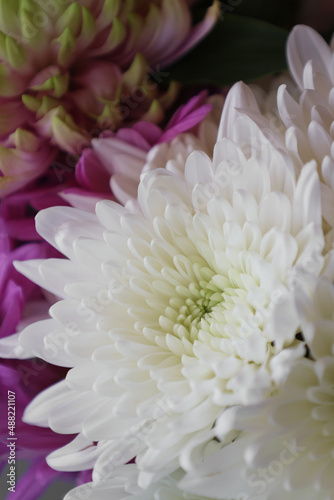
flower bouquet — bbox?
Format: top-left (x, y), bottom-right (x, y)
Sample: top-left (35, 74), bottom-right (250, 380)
top-left (1, 1), bottom-right (334, 499)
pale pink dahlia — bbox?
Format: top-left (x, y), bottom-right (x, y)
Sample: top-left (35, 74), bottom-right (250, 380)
top-left (0, 0), bottom-right (219, 196)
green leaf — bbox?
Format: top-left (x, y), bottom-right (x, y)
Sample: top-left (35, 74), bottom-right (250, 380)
top-left (166, 14), bottom-right (288, 86)
top-left (219, 0), bottom-right (295, 27)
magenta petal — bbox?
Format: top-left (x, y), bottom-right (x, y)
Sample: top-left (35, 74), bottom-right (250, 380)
top-left (11, 242), bottom-right (48, 261)
top-left (8, 243), bottom-right (50, 298)
top-left (0, 241), bottom-right (54, 336)
top-left (132, 122), bottom-right (163, 145)
top-left (0, 280), bottom-right (23, 337)
top-left (29, 190), bottom-right (69, 212)
top-left (13, 426), bottom-right (75, 454)
top-left (0, 219), bottom-right (10, 253)
top-left (3, 218), bottom-right (39, 241)
top-left (1, 191), bottom-right (32, 221)
top-left (76, 469), bottom-right (92, 486)
top-left (115, 127), bottom-right (153, 151)
top-left (159, 105), bottom-right (212, 143)
top-left (0, 253), bottom-right (10, 295)
top-left (158, 91), bottom-right (212, 143)
top-left (75, 149), bottom-right (111, 192)
top-left (166, 91), bottom-right (208, 128)
top-left (0, 172), bottom-right (75, 243)
top-left (60, 188), bottom-right (113, 211)
top-left (0, 244), bottom-right (51, 337)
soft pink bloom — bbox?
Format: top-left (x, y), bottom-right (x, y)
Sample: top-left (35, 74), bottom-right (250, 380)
top-left (0, 0), bottom-right (219, 197)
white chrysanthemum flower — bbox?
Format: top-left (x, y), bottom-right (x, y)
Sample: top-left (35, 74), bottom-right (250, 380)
top-left (9, 82), bottom-right (325, 490)
top-left (180, 273), bottom-right (334, 500)
top-left (64, 464), bottom-right (209, 500)
top-left (277, 25), bottom-right (334, 237)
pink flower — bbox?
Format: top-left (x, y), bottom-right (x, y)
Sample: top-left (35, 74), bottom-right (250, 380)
top-left (61, 91), bottom-right (224, 209)
top-left (0, 0), bottom-right (219, 197)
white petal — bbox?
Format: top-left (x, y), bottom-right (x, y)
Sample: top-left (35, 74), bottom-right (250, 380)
top-left (35, 207), bottom-right (100, 258)
top-left (47, 433), bottom-right (103, 471)
top-left (217, 81), bottom-right (260, 141)
top-left (287, 25), bottom-right (332, 89)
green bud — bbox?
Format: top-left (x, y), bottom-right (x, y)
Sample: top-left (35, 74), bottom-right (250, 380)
top-left (56, 2), bottom-right (81, 37)
top-left (0, 63), bottom-right (17, 96)
top-left (80, 6), bottom-right (96, 42)
top-left (30, 72), bottom-right (69, 98)
top-left (22, 93), bottom-right (41, 112)
top-left (53, 27), bottom-right (76, 67)
top-left (103, 17), bottom-right (126, 53)
top-left (0, 0), bottom-right (20, 36)
top-left (5, 35), bottom-right (27, 69)
top-left (123, 53), bottom-right (147, 89)
top-left (100, 0), bottom-right (121, 26)
top-left (9, 128), bottom-right (39, 152)
top-left (37, 96), bottom-right (62, 117)
top-left (98, 100), bottom-right (122, 129)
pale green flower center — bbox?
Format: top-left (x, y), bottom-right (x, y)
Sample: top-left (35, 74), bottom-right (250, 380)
top-left (159, 270), bottom-right (251, 344)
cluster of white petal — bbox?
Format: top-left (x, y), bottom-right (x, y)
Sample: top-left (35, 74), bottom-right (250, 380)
top-left (277, 25), bottom-right (334, 238)
top-left (180, 275), bottom-right (334, 500)
top-left (8, 80), bottom-right (326, 495)
top-left (250, 73), bottom-right (298, 138)
top-left (64, 464), bottom-right (209, 500)
top-left (3, 23), bottom-right (334, 500)
top-left (178, 26), bottom-right (334, 499)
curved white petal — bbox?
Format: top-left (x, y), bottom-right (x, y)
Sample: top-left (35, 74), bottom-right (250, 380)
top-left (287, 25), bottom-right (333, 89)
